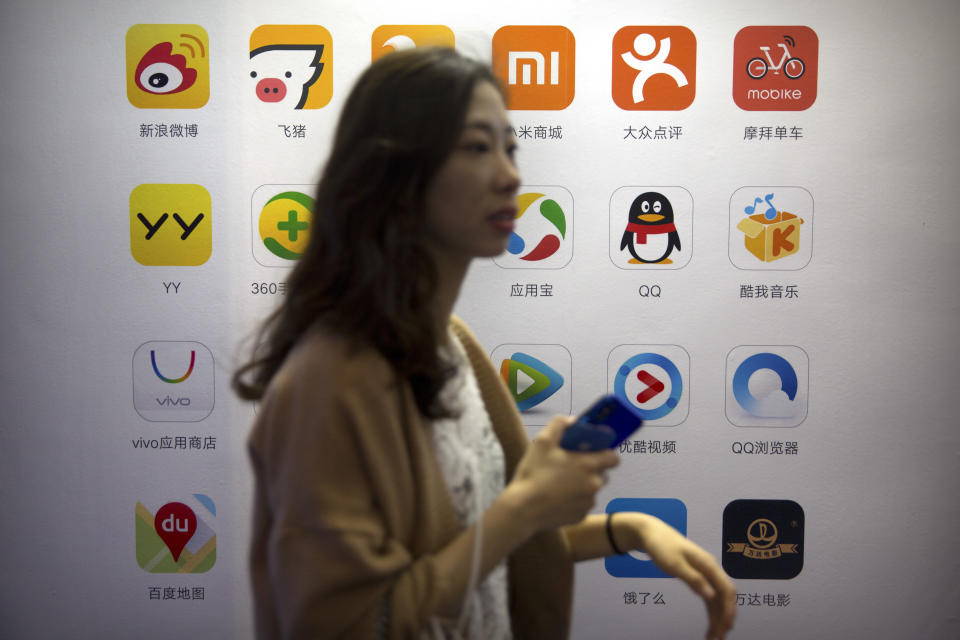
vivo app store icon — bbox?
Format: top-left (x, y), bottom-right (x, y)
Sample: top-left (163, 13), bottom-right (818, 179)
top-left (133, 341), bottom-right (215, 422)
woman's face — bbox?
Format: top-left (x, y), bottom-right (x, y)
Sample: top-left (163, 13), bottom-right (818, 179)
top-left (423, 81), bottom-right (520, 269)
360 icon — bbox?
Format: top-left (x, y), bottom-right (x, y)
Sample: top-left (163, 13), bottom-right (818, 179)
top-left (253, 186), bottom-right (315, 266)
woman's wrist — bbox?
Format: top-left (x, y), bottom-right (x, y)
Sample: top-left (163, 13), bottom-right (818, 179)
top-left (613, 511), bottom-right (654, 552)
top-left (498, 480), bottom-right (540, 540)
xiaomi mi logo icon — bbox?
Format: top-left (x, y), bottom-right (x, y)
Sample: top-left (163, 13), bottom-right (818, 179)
top-left (492, 26), bottom-right (575, 110)
top-left (130, 184), bottom-right (211, 266)
top-left (371, 25), bottom-right (455, 61)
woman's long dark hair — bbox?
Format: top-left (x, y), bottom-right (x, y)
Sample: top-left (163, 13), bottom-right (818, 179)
top-left (233, 47), bottom-right (499, 418)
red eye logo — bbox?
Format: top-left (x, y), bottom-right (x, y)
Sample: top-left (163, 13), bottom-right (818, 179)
top-left (135, 42), bottom-right (198, 94)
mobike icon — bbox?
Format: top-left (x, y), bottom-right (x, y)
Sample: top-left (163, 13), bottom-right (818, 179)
top-left (608, 345), bottom-right (689, 426)
top-left (606, 498), bottom-right (688, 578)
top-left (252, 185), bottom-right (315, 266)
top-left (133, 341), bottom-right (214, 422)
top-left (371, 25), bottom-right (455, 61)
top-left (609, 186), bottom-right (692, 270)
top-left (492, 26), bottom-right (575, 110)
top-left (491, 344), bottom-right (571, 428)
top-left (249, 25), bottom-right (332, 109)
top-left (130, 184), bottom-right (211, 266)
top-left (127, 24), bottom-right (209, 108)
top-left (729, 186), bottom-right (813, 270)
top-left (725, 345), bottom-right (808, 427)
top-left (136, 493), bottom-right (216, 573)
top-left (494, 187), bottom-right (573, 269)
top-left (733, 26), bottom-right (818, 110)
top-left (612, 26), bottom-right (696, 110)
top-left (722, 499), bottom-right (804, 579)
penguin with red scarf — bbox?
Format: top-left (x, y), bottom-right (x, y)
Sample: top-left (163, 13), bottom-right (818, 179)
top-left (619, 191), bottom-right (681, 264)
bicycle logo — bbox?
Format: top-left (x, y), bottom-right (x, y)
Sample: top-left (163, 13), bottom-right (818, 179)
top-left (746, 35), bottom-right (804, 79)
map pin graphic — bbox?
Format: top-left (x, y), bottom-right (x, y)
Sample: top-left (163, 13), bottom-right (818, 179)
top-left (154, 502), bottom-right (197, 563)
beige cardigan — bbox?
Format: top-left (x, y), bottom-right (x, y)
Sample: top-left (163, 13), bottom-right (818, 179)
top-left (248, 317), bottom-right (574, 639)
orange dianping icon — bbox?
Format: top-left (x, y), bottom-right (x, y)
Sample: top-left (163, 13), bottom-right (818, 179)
top-left (371, 25), bottom-right (455, 61)
top-left (492, 26), bottom-right (575, 110)
top-left (612, 26), bottom-right (696, 111)
top-left (249, 25), bottom-right (332, 109)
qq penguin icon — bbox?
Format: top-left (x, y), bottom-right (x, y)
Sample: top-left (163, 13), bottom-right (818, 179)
top-left (609, 187), bottom-right (692, 269)
top-left (726, 345), bottom-right (807, 427)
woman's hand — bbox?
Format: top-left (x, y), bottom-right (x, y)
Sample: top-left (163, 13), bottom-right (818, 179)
top-left (618, 512), bottom-right (736, 640)
top-left (507, 415), bottom-right (620, 534)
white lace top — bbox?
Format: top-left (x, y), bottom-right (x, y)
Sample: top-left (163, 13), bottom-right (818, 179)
top-left (425, 332), bottom-right (512, 640)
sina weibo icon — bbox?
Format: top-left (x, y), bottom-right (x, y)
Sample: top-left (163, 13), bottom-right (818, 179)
top-left (126, 25), bottom-right (209, 108)
top-left (135, 42), bottom-right (199, 95)
top-left (506, 192), bottom-right (567, 261)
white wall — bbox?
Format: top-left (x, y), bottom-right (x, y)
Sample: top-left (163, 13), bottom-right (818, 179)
top-left (1, 0), bottom-right (957, 638)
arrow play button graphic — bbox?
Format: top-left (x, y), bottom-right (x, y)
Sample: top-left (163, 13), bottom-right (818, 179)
top-left (499, 352), bottom-right (564, 411)
top-left (635, 369), bottom-right (665, 404)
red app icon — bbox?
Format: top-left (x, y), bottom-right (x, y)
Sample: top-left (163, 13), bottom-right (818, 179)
top-left (733, 26), bottom-right (818, 111)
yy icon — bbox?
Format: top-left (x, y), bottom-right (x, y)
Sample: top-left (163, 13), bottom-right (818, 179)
top-left (130, 184), bottom-right (211, 266)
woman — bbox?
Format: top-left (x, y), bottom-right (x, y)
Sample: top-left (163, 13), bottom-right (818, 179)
top-left (234, 47), bottom-right (735, 639)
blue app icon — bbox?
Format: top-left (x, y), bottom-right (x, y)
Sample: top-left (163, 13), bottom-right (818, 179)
top-left (605, 498), bottom-right (687, 578)
top-left (613, 352), bottom-right (683, 420)
top-left (732, 352), bottom-right (798, 417)
top-left (499, 351), bottom-right (564, 412)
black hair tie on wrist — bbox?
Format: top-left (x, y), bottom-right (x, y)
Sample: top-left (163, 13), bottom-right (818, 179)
top-left (606, 512), bottom-right (627, 555)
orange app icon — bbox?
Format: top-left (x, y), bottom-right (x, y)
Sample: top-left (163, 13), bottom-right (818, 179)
top-left (371, 25), bottom-right (455, 61)
top-left (612, 26), bottom-right (696, 111)
top-left (733, 26), bottom-right (818, 111)
top-left (492, 26), bottom-right (575, 110)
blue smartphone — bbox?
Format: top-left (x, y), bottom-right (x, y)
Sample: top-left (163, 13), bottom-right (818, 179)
top-left (560, 394), bottom-right (643, 451)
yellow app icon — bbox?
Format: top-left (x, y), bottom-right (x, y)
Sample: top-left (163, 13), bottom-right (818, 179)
top-left (250, 25), bottom-right (332, 109)
top-left (130, 184), bottom-right (211, 266)
top-left (371, 25), bottom-right (455, 61)
top-left (127, 24), bottom-right (209, 109)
